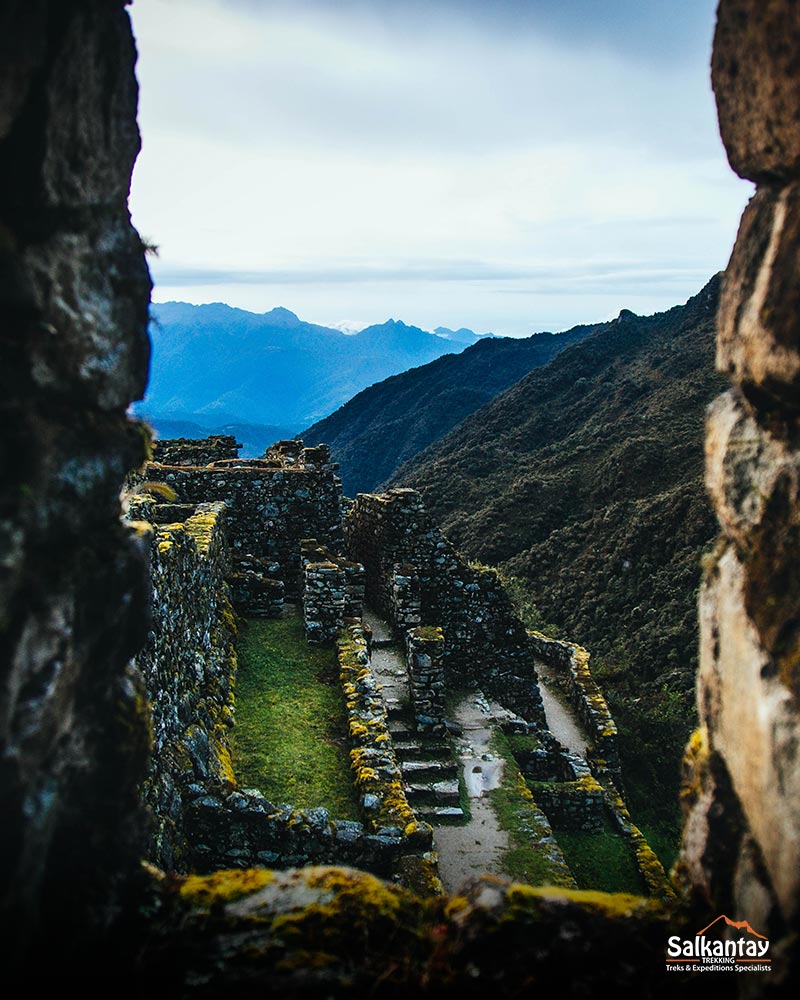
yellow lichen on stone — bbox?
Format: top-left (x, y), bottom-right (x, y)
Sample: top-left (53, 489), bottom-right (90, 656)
top-left (505, 883), bottom-right (658, 920)
top-left (180, 868), bottom-right (274, 908)
top-left (629, 825), bottom-right (676, 901)
top-left (269, 867), bottom-right (412, 943)
top-left (679, 725), bottom-right (710, 814)
top-left (184, 506), bottom-right (225, 557)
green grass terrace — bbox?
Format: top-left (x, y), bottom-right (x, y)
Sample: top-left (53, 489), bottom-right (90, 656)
top-left (231, 610), bottom-right (360, 821)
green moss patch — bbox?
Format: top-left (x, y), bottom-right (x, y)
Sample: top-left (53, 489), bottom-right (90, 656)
top-left (232, 612), bottom-right (359, 820)
top-left (505, 731), bottom-right (541, 756)
top-left (488, 731), bottom-right (575, 888)
top-left (552, 817), bottom-right (645, 896)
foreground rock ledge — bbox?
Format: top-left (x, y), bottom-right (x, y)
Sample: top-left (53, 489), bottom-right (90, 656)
top-left (130, 864), bottom-right (682, 997)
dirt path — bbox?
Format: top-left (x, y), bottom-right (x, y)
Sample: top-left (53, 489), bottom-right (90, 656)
top-left (535, 661), bottom-right (592, 756)
top-left (432, 692), bottom-right (511, 893)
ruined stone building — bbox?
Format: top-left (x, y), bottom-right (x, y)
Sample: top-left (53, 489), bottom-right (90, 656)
top-left (1, 0), bottom-right (798, 995)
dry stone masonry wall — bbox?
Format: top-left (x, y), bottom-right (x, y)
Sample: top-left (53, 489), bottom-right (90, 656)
top-left (528, 632), bottom-right (622, 782)
top-left (405, 626), bottom-right (447, 733)
top-left (390, 564), bottom-right (422, 630)
top-left (302, 538), bottom-right (365, 642)
top-left (127, 499), bottom-right (237, 871)
top-left (344, 489), bottom-right (546, 725)
top-left (152, 434), bottom-right (241, 466)
top-left (143, 444), bottom-right (343, 598)
top-left (184, 792), bottom-right (404, 877)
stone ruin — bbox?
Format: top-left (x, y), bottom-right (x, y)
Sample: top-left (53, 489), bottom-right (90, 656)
top-left (125, 433), bottom-right (633, 887)
top-left (1, 0), bottom-right (799, 995)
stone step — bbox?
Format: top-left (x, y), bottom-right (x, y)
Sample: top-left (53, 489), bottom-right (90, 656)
top-left (388, 721), bottom-right (415, 740)
top-left (399, 759), bottom-right (458, 782)
top-left (419, 806), bottom-right (466, 824)
top-left (393, 740), bottom-right (452, 761)
top-left (405, 779), bottom-right (460, 806)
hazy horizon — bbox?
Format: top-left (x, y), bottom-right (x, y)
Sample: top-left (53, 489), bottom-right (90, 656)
top-left (130, 0), bottom-right (751, 337)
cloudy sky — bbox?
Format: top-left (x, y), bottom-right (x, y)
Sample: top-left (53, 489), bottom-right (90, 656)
top-left (129, 0), bottom-right (752, 337)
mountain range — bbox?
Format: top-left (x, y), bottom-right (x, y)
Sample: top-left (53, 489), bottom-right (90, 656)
top-left (303, 322), bottom-right (597, 494)
top-left (135, 301), bottom-right (490, 445)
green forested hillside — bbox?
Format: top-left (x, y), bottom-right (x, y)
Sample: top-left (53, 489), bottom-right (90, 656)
top-left (303, 323), bottom-right (595, 495)
top-left (390, 277), bottom-right (726, 846)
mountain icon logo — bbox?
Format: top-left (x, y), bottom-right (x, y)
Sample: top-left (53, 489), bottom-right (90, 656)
top-left (696, 915), bottom-right (768, 939)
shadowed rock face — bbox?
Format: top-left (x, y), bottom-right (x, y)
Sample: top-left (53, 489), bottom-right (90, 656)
top-left (0, 0), bottom-right (152, 965)
top-left (677, 0), bottom-right (800, 985)
top-left (1, 0), bottom-right (799, 996)
top-left (712, 0), bottom-right (800, 183)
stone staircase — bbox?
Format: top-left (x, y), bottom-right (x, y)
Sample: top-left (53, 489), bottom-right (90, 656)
top-left (389, 714), bottom-right (463, 822)
top-left (364, 609), bottom-right (465, 824)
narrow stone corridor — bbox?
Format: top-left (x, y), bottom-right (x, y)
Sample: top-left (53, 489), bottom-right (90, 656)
top-left (535, 660), bottom-right (592, 757)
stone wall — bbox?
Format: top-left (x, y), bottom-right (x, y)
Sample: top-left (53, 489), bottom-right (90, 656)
top-left (129, 501), bottom-right (237, 871)
top-left (0, 0), bottom-right (152, 968)
top-left (303, 561), bottom-right (346, 642)
top-left (337, 623), bottom-right (441, 894)
top-left (513, 729), bottom-right (605, 833)
top-left (302, 539), bottom-right (365, 642)
top-left (227, 553), bottom-right (285, 616)
top-left (185, 792), bottom-right (403, 878)
top-left (144, 450), bottom-right (343, 595)
top-left (678, 0), bottom-right (800, 978)
top-left (345, 489), bottom-right (545, 724)
top-left (338, 624), bottom-right (418, 835)
top-left (405, 626), bottom-right (446, 733)
top-left (390, 564), bottom-right (422, 630)
top-left (152, 435), bottom-right (241, 466)
top-left (529, 777), bottom-right (605, 833)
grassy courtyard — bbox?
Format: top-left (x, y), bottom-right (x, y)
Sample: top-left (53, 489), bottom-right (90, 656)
top-left (231, 611), bottom-right (359, 820)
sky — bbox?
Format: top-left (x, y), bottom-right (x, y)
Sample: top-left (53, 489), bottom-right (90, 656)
top-left (129, 0), bottom-right (752, 337)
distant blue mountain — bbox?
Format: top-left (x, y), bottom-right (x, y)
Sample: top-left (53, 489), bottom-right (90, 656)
top-left (434, 326), bottom-right (495, 345)
top-left (135, 302), bottom-right (480, 431)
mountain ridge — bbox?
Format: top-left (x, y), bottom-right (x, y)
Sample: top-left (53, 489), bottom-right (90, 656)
top-left (302, 321), bottom-right (598, 494)
top-left (137, 301), bottom-right (483, 431)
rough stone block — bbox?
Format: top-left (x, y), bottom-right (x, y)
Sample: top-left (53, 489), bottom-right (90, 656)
top-left (713, 0), bottom-right (800, 181)
top-left (705, 389), bottom-right (800, 690)
top-left (717, 184), bottom-right (800, 405)
top-left (698, 543), bottom-right (800, 920)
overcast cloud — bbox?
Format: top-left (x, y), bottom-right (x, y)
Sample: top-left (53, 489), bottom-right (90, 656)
top-left (129, 0), bottom-right (751, 335)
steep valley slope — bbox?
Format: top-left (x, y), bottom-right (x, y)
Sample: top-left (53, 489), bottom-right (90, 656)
top-left (303, 323), bottom-right (595, 495)
top-left (388, 276), bottom-right (726, 844)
